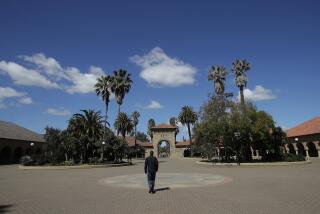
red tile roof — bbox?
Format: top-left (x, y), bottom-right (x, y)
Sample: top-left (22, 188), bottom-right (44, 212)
top-left (286, 116), bottom-right (320, 137)
top-left (175, 140), bottom-right (193, 148)
top-left (125, 136), bottom-right (153, 148)
top-left (151, 123), bottom-right (177, 129)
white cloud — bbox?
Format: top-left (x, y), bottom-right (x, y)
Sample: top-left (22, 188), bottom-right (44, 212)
top-left (146, 100), bottom-right (163, 109)
top-left (19, 53), bottom-right (67, 80)
top-left (130, 47), bottom-right (197, 87)
top-left (46, 108), bottom-right (71, 116)
top-left (19, 97), bottom-right (33, 105)
top-left (0, 87), bottom-right (33, 107)
top-left (0, 53), bottom-right (106, 94)
top-left (0, 87), bottom-right (25, 99)
top-left (239, 85), bottom-right (277, 101)
top-left (65, 66), bottom-right (105, 94)
top-left (0, 61), bottom-right (60, 89)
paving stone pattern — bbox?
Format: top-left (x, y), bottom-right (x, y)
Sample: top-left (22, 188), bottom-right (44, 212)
top-left (1, 158), bottom-right (320, 214)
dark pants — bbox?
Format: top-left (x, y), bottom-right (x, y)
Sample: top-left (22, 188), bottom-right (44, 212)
top-left (147, 171), bottom-right (156, 192)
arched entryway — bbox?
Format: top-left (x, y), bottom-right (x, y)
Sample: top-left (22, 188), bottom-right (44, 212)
top-left (158, 141), bottom-right (170, 158)
top-left (307, 142), bottom-right (318, 157)
top-left (297, 143), bottom-right (306, 156)
top-left (288, 144), bottom-right (295, 154)
top-left (184, 147), bottom-right (191, 157)
top-left (0, 146), bottom-right (12, 164)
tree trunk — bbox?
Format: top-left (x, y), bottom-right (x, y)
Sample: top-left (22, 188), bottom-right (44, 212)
top-left (117, 104), bottom-right (121, 136)
top-left (104, 102), bottom-right (109, 140)
top-left (65, 153), bottom-right (68, 161)
top-left (187, 123), bottom-right (193, 157)
top-left (240, 86), bottom-right (245, 108)
top-left (134, 125), bottom-right (137, 158)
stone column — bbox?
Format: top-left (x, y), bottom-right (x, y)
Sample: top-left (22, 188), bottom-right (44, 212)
top-left (302, 142), bottom-right (309, 158)
top-left (312, 141), bottom-right (320, 158)
top-left (250, 147), bottom-right (254, 159)
top-left (292, 143), bottom-right (298, 155)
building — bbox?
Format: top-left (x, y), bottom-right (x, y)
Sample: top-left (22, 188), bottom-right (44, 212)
top-left (125, 136), bottom-right (153, 157)
top-left (143, 123), bottom-right (191, 158)
top-left (285, 116), bottom-right (320, 157)
top-left (0, 121), bottom-right (45, 164)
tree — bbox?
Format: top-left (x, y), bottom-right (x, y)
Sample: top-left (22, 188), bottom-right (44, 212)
top-left (208, 65), bottom-right (228, 95)
top-left (131, 111), bottom-right (140, 151)
top-left (170, 116), bottom-right (179, 137)
top-left (135, 131), bottom-right (149, 142)
top-left (232, 59), bottom-right (250, 107)
top-left (95, 75), bottom-right (112, 140)
top-left (147, 119), bottom-right (156, 140)
top-left (110, 69), bottom-right (132, 116)
top-left (114, 112), bottom-right (134, 139)
top-left (60, 130), bottom-right (76, 162)
top-left (44, 127), bottom-right (63, 163)
top-left (193, 98), bottom-right (230, 160)
top-left (178, 106), bottom-right (198, 155)
top-left (71, 110), bottom-right (103, 162)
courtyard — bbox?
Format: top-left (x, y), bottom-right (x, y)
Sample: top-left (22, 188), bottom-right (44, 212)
top-left (1, 158), bottom-right (320, 214)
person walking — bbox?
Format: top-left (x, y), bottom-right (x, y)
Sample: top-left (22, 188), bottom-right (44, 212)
top-left (144, 151), bottom-right (158, 194)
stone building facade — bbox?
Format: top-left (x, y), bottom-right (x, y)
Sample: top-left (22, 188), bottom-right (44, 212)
top-left (0, 121), bottom-right (46, 164)
top-left (144, 124), bottom-right (190, 158)
top-left (284, 117), bottom-right (320, 158)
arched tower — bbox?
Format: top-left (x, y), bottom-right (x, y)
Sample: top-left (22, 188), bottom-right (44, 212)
top-left (150, 124), bottom-right (181, 158)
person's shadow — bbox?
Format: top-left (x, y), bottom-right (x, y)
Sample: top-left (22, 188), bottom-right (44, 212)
top-left (0, 204), bottom-right (14, 213)
top-left (155, 187), bottom-right (170, 192)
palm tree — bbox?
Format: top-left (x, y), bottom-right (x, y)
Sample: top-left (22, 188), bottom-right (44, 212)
top-left (178, 106), bottom-right (198, 155)
top-left (114, 112), bottom-right (134, 139)
top-left (147, 119), bottom-right (156, 140)
top-left (110, 69), bottom-right (133, 116)
top-left (70, 109), bottom-right (103, 162)
top-left (170, 117), bottom-right (179, 137)
top-left (131, 111), bottom-right (140, 149)
top-left (95, 75), bottom-right (112, 140)
top-left (232, 59), bottom-right (251, 107)
top-left (208, 65), bottom-right (228, 95)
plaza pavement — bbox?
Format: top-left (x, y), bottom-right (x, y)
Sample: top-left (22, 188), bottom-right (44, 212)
top-left (1, 158), bottom-right (320, 214)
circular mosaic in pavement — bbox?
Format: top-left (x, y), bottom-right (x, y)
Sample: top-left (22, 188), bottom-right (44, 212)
top-left (99, 173), bottom-right (232, 189)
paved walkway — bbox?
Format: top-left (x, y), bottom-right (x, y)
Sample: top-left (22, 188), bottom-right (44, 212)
top-left (1, 158), bottom-right (320, 214)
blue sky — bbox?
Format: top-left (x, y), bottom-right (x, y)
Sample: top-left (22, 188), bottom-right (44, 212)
top-left (0, 0), bottom-right (319, 139)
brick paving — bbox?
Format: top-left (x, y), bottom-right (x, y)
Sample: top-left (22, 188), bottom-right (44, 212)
top-left (1, 158), bottom-right (320, 214)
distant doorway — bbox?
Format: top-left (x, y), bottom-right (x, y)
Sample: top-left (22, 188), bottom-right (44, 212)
top-left (13, 147), bottom-right (23, 163)
top-left (158, 141), bottom-right (170, 158)
top-left (0, 146), bottom-right (12, 164)
top-left (307, 142), bottom-right (318, 157)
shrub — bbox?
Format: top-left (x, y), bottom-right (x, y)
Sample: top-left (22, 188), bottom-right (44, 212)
top-left (63, 160), bottom-right (75, 166)
top-left (283, 153), bottom-right (305, 162)
top-left (88, 157), bottom-right (102, 165)
top-left (20, 156), bottom-right (33, 166)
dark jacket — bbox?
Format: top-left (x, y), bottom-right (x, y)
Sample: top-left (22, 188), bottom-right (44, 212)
top-left (144, 156), bottom-right (158, 174)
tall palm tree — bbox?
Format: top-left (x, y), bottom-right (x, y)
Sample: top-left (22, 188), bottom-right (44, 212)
top-left (208, 65), bottom-right (228, 95)
top-left (170, 117), bottom-right (179, 137)
top-left (178, 106), bottom-right (198, 155)
top-left (114, 112), bottom-right (134, 139)
top-left (147, 119), bottom-right (156, 140)
top-left (131, 111), bottom-right (140, 149)
top-left (232, 59), bottom-right (251, 107)
top-left (95, 75), bottom-right (112, 140)
top-left (110, 69), bottom-right (133, 116)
